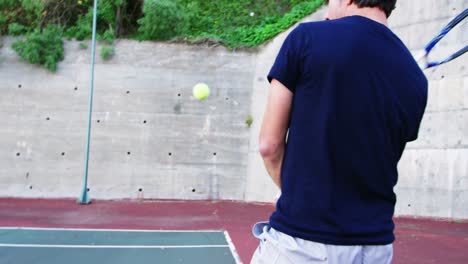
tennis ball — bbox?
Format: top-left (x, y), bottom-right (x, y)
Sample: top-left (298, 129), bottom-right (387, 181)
top-left (193, 83), bottom-right (210, 100)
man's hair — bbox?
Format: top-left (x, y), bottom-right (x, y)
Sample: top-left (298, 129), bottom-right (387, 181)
top-left (352, 0), bottom-right (396, 17)
top-left (324, 0), bottom-right (397, 18)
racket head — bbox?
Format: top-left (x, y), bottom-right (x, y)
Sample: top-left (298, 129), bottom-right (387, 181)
top-left (419, 8), bottom-right (468, 69)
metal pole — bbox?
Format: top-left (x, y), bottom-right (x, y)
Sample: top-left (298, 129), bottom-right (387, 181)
top-left (78, 0), bottom-right (99, 204)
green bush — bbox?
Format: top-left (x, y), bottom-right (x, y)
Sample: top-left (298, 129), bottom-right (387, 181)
top-left (0, 13), bottom-right (7, 33)
top-left (65, 0), bottom-right (128, 41)
top-left (12, 25), bottom-right (64, 72)
top-left (8, 23), bottom-right (27, 36)
top-left (19, 0), bottom-right (44, 29)
top-left (65, 10), bottom-right (93, 41)
top-left (0, 0), bottom-right (17, 9)
top-left (100, 45), bottom-right (114, 60)
top-left (0, 0), bottom-right (44, 33)
top-left (138, 0), bottom-right (187, 40)
top-left (79, 42), bottom-right (88, 49)
top-left (100, 28), bottom-right (116, 45)
top-left (0, 0), bottom-right (20, 34)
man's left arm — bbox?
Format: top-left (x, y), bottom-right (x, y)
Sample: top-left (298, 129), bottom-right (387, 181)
top-left (259, 79), bottom-right (293, 189)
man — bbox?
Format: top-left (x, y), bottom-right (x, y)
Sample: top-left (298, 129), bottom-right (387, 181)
top-left (251, 0), bottom-right (427, 263)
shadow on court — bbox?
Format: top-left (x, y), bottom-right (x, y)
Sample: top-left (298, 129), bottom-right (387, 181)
top-left (0, 198), bottom-right (467, 263)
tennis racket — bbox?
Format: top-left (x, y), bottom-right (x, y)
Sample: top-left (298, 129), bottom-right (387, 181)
top-left (417, 8), bottom-right (468, 69)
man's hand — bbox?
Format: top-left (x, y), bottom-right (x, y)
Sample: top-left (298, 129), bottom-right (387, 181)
top-left (259, 79), bottom-right (293, 189)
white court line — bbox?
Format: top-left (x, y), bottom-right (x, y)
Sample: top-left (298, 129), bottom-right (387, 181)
top-left (0, 244), bottom-right (230, 249)
top-left (0, 227), bottom-right (223, 233)
top-left (224, 231), bottom-right (243, 264)
top-left (0, 227), bottom-right (241, 262)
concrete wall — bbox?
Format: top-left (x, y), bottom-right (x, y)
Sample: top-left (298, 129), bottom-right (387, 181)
top-left (390, 0), bottom-right (468, 219)
top-left (245, 1), bottom-right (468, 220)
top-left (0, 38), bottom-right (256, 200)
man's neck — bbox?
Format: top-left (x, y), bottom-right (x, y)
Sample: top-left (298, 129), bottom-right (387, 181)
top-left (345, 6), bottom-right (388, 26)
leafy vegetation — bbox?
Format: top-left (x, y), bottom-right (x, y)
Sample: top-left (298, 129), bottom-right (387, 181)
top-left (1, 0), bottom-right (324, 70)
top-left (175, 0), bottom-right (323, 48)
top-left (8, 23), bottom-right (28, 36)
top-left (100, 45), bottom-right (114, 60)
top-left (79, 42), bottom-right (88, 49)
top-left (138, 0), bottom-right (187, 40)
top-left (246, 115), bottom-right (253, 128)
top-left (11, 25), bottom-right (64, 72)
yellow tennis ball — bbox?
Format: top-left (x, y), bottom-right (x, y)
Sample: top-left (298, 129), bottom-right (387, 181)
top-left (193, 83), bottom-right (210, 100)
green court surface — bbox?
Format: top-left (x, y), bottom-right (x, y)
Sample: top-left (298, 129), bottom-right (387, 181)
top-left (0, 227), bottom-right (240, 264)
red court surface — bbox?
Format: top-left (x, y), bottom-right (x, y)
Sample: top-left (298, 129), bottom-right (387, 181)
top-left (0, 198), bottom-right (467, 263)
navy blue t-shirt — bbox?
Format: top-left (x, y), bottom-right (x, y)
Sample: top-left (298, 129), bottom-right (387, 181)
top-left (267, 16), bottom-right (428, 245)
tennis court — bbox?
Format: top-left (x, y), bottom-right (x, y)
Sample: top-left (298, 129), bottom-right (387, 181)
top-left (1, 198), bottom-right (468, 264)
top-left (0, 227), bottom-right (239, 264)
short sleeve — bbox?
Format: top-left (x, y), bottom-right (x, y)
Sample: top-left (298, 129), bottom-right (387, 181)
top-left (267, 25), bottom-right (303, 93)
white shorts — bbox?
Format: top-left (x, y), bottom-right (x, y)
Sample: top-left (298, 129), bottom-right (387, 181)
top-left (250, 222), bottom-right (393, 264)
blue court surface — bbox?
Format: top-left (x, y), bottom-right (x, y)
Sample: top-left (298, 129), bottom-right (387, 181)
top-left (0, 227), bottom-right (241, 264)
